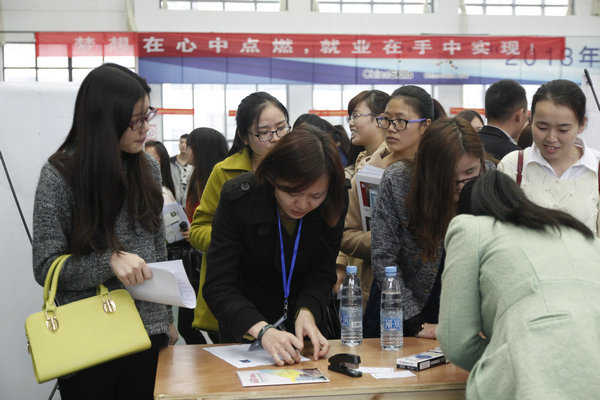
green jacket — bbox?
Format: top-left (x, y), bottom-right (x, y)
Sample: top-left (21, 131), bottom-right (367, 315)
top-left (439, 215), bottom-right (600, 399)
top-left (189, 147), bottom-right (252, 331)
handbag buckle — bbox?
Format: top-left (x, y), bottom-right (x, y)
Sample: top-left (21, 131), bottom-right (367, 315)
top-left (44, 311), bottom-right (59, 332)
top-left (101, 293), bottom-right (117, 313)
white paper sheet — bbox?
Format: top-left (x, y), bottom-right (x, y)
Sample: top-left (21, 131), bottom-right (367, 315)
top-left (358, 366), bottom-right (395, 374)
top-left (126, 260), bottom-right (197, 308)
top-left (371, 370), bottom-right (415, 379)
top-left (204, 344), bottom-right (309, 369)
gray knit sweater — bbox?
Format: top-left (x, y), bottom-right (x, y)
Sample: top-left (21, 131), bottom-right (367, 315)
top-left (32, 153), bottom-right (172, 336)
top-left (371, 161), bottom-right (442, 320)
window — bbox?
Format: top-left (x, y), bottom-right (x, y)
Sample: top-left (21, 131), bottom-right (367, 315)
top-left (461, 0), bottom-right (569, 16)
top-left (2, 43), bottom-right (135, 83)
top-left (162, 0), bottom-right (281, 12)
top-left (318, 1), bottom-right (433, 13)
top-left (161, 83), bottom-right (288, 153)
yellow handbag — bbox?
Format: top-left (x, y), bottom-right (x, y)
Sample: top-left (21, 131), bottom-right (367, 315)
top-left (25, 254), bottom-right (151, 383)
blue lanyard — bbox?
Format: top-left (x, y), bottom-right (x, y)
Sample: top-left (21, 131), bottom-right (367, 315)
top-left (276, 206), bottom-right (303, 318)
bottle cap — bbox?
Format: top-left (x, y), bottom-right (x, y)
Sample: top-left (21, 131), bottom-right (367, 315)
top-left (346, 265), bottom-right (358, 274)
top-left (385, 266), bottom-right (397, 276)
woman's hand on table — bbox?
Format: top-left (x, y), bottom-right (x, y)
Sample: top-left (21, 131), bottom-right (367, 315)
top-left (261, 328), bottom-right (304, 366)
top-left (295, 308), bottom-right (330, 361)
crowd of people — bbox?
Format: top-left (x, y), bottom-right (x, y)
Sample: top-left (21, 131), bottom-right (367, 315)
top-left (31, 63), bottom-right (600, 398)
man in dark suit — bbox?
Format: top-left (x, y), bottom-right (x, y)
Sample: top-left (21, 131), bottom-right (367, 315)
top-left (479, 79), bottom-right (528, 161)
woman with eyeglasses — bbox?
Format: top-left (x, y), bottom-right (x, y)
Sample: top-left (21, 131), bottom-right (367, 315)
top-left (337, 86), bottom-right (431, 306)
top-left (188, 92), bottom-right (290, 340)
top-left (346, 90), bottom-right (391, 173)
top-left (366, 117), bottom-right (492, 340)
top-left (203, 125), bottom-right (346, 365)
top-left (32, 64), bottom-right (174, 398)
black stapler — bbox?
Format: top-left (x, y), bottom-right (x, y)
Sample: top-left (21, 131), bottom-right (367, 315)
top-left (328, 353), bottom-right (362, 378)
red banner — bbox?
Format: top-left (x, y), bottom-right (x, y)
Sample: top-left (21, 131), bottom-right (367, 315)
top-left (36, 32), bottom-right (138, 58)
top-left (36, 32), bottom-right (565, 60)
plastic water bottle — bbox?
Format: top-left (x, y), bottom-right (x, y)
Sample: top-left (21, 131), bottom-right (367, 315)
top-left (380, 266), bottom-right (403, 350)
top-left (340, 265), bottom-right (363, 346)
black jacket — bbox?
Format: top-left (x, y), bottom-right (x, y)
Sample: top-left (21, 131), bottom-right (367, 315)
top-left (479, 125), bottom-right (521, 161)
top-left (203, 173), bottom-right (346, 342)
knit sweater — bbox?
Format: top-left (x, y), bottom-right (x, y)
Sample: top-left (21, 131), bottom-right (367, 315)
top-left (32, 153), bottom-right (172, 336)
top-left (370, 161), bottom-right (442, 320)
top-left (498, 149), bottom-right (600, 236)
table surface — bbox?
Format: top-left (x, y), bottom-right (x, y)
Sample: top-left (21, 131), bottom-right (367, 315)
top-left (154, 337), bottom-right (469, 400)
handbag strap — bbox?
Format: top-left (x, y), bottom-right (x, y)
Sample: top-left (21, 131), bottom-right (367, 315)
top-left (43, 255), bottom-right (70, 311)
top-left (43, 254), bottom-right (112, 314)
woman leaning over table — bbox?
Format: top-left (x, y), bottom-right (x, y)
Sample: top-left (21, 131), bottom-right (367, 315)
top-left (203, 125), bottom-right (346, 365)
top-left (439, 170), bottom-right (600, 399)
top-left (498, 79), bottom-right (600, 236)
top-left (32, 64), bottom-right (176, 399)
top-left (367, 117), bottom-right (492, 339)
top-left (188, 92), bottom-right (290, 339)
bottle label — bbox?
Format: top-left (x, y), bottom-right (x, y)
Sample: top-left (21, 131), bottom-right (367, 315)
top-left (340, 310), bottom-right (362, 328)
top-left (340, 312), bottom-right (350, 327)
top-left (383, 317), bottom-right (402, 331)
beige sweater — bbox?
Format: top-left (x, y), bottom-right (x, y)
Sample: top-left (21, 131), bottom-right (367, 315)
top-left (498, 150), bottom-right (600, 236)
top-left (338, 142), bottom-right (405, 299)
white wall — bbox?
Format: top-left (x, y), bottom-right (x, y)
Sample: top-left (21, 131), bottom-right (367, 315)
top-left (0, 82), bottom-right (79, 400)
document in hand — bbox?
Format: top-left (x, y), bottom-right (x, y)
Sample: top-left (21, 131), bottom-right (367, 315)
top-left (354, 165), bottom-right (384, 231)
top-left (163, 202), bottom-right (188, 244)
top-left (126, 260), bottom-right (197, 308)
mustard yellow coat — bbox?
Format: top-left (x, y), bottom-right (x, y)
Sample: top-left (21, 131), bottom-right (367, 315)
top-left (189, 148), bottom-right (252, 332)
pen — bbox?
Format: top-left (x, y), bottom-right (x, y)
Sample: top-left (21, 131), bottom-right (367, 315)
top-left (248, 314), bottom-right (287, 352)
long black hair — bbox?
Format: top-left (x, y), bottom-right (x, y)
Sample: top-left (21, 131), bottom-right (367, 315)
top-left (185, 127), bottom-right (228, 219)
top-left (49, 64), bottom-right (162, 253)
top-left (458, 170), bottom-right (593, 239)
top-left (145, 140), bottom-right (177, 197)
top-left (227, 91), bottom-right (288, 157)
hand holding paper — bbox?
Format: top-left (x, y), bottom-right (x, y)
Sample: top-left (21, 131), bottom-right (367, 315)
top-left (126, 260), bottom-right (197, 308)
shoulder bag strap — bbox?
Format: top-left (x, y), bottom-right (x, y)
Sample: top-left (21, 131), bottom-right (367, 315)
top-left (516, 150), bottom-right (524, 187)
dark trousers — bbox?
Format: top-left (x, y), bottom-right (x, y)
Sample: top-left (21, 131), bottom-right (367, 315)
top-left (177, 306), bottom-right (219, 344)
top-left (58, 334), bottom-right (167, 400)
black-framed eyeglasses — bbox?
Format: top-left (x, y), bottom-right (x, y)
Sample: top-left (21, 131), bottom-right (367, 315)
top-left (376, 116), bottom-right (426, 131)
top-left (455, 176), bottom-right (476, 187)
top-left (251, 125), bottom-right (291, 142)
top-left (455, 168), bottom-right (482, 188)
top-left (346, 113), bottom-right (375, 123)
top-left (129, 107), bottom-right (158, 130)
